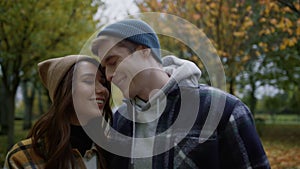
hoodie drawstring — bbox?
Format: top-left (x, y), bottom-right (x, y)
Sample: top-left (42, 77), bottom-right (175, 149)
top-left (131, 103), bottom-right (136, 164)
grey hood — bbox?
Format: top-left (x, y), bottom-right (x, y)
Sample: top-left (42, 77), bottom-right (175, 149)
top-left (162, 55), bottom-right (202, 88)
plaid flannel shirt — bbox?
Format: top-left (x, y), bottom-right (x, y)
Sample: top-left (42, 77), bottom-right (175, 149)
top-left (4, 138), bottom-right (101, 169)
top-left (109, 84), bottom-right (270, 169)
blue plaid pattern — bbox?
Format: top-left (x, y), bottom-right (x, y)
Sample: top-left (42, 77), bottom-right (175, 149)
top-left (109, 85), bottom-right (270, 169)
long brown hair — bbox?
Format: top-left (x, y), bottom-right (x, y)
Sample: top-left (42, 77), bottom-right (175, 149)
top-left (28, 59), bottom-right (112, 169)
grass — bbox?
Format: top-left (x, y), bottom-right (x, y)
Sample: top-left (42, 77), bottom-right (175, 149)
top-left (0, 120), bottom-right (300, 168)
top-left (259, 124), bottom-right (300, 169)
top-left (255, 114), bottom-right (300, 124)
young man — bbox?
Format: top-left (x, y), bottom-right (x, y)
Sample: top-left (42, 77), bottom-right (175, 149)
top-left (91, 19), bottom-right (270, 169)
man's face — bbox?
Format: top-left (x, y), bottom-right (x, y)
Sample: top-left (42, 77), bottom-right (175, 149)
top-left (98, 40), bottom-right (152, 99)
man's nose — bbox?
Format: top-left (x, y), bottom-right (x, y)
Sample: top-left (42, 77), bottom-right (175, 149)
top-left (106, 68), bottom-right (114, 82)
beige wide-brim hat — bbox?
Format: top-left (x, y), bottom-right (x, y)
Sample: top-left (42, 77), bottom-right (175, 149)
top-left (38, 55), bottom-right (99, 102)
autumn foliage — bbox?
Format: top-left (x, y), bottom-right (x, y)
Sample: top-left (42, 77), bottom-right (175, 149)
top-left (136, 0), bottom-right (299, 95)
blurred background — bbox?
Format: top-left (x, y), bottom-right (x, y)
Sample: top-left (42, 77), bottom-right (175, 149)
top-left (0, 0), bottom-right (299, 168)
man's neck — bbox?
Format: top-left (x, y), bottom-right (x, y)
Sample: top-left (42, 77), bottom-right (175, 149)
top-left (137, 70), bottom-right (170, 101)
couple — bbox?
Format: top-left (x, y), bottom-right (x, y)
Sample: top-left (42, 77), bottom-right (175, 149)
top-left (5, 19), bottom-right (270, 169)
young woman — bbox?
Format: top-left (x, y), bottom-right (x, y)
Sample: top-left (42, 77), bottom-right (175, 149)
top-left (4, 55), bottom-right (112, 169)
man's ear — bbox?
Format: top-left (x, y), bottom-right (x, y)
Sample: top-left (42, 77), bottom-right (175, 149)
top-left (142, 48), bottom-right (151, 58)
top-left (136, 45), bottom-right (151, 58)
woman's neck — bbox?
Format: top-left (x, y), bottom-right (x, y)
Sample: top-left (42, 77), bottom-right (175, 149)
top-left (70, 124), bottom-right (93, 156)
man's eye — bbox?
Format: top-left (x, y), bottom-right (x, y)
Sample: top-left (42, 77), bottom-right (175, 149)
top-left (108, 60), bottom-right (116, 66)
top-left (107, 57), bottom-right (118, 66)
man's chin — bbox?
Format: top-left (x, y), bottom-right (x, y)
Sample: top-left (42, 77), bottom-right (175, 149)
top-left (122, 90), bottom-right (134, 99)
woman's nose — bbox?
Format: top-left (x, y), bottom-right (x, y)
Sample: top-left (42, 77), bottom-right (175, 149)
top-left (95, 82), bottom-right (106, 94)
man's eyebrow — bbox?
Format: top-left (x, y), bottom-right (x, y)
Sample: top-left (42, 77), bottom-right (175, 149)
top-left (103, 55), bottom-right (117, 64)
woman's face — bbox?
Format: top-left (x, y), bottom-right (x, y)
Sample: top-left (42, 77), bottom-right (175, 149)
top-left (72, 61), bottom-right (109, 125)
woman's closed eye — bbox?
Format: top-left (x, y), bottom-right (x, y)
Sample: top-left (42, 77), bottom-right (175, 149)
top-left (83, 79), bottom-right (94, 85)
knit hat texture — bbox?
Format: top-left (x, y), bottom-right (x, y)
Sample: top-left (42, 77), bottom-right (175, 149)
top-left (96, 19), bottom-right (162, 63)
top-left (38, 55), bottom-right (97, 102)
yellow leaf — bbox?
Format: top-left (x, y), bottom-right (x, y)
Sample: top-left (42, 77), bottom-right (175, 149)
top-left (193, 14), bottom-right (201, 20)
top-left (296, 27), bottom-right (300, 36)
top-left (246, 6), bottom-right (252, 12)
top-left (243, 19), bottom-right (253, 28)
top-left (283, 6), bottom-right (292, 13)
top-left (270, 18), bottom-right (277, 25)
top-left (288, 37), bottom-right (297, 47)
top-left (271, 2), bottom-right (280, 12)
top-left (231, 7), bottom-right (238, 13)
top-left (287, 29), bottom-right (293, 35)
top-left (242, 55), bottom-right (250, 62)
top-left (260, 17), bottom-right (266, 23)
top-left (233, 31), bottom-right (245, 37)
top-left (265, 29), bottom-right (271, 35)
top-left (259, 30), bottom-right (264, 36)
top-left (209, 2), bottom-right (217, 9)
top-left (231, 14), bottom-right (239, 20)
top-left (230, 21), bottom-right (237, 27)
top-left (196, 3), bottom-right (201, 11)
top-left (295, 3), bottom-right (300, 11)
top-left (284, 18), bottom-right (293, 28)
top-left (280, 44), bottom-right (286, 50)
top-left (255, 51), bottom-right (261, 56)
top-left (263, 47), bottom-right (269, 52)
top-left (270, 27), bottom-right (275, 33)
top-left (277, 19), bottom-right (285, 29)
top-left (259, 42), bottom-right (268, 48)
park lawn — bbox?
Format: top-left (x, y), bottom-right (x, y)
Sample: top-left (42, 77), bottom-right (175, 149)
top-left (0, 121), bottom-right (300, 168)
top-left (260, 124), bottom-right (300, 169)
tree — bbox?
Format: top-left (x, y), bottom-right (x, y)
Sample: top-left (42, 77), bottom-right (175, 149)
top-left (135, 0), bottom-right (299, 115)
top-left (0, 0), bottom-right (104, 148)
top-left (243, 0), bottom-right (299, 115)
top-left (136, 0), bottom-right (258, 94)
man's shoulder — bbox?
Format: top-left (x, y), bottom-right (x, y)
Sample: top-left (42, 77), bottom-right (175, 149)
top-left (198, 84), bottom-right (240, 105)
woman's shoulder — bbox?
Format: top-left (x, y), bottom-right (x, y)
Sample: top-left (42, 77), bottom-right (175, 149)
top-left (4, 138), bottom-right (45, 169)
top-left (7, 138), bottom-right (34, 155)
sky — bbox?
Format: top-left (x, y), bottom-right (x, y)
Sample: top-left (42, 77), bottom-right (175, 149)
top-left (97, 0), bottom-right (139, 25)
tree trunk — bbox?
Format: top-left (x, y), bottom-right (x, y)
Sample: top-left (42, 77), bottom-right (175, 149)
top-left (38, 86), bottom-right (45, 116)
top-left (4, 89), bottom-right (16, 149)
top-left (0, 85), bottom-right (8, 135)
top-left (229, 77), bottom-right (235, 95)
top-left (22, 81), bottom-right (35, 130)
top-left (249, 74), bottom-right (257, 116)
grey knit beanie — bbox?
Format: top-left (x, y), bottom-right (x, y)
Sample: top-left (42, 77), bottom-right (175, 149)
top-left (96, 19), bottom-right (162, 63)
